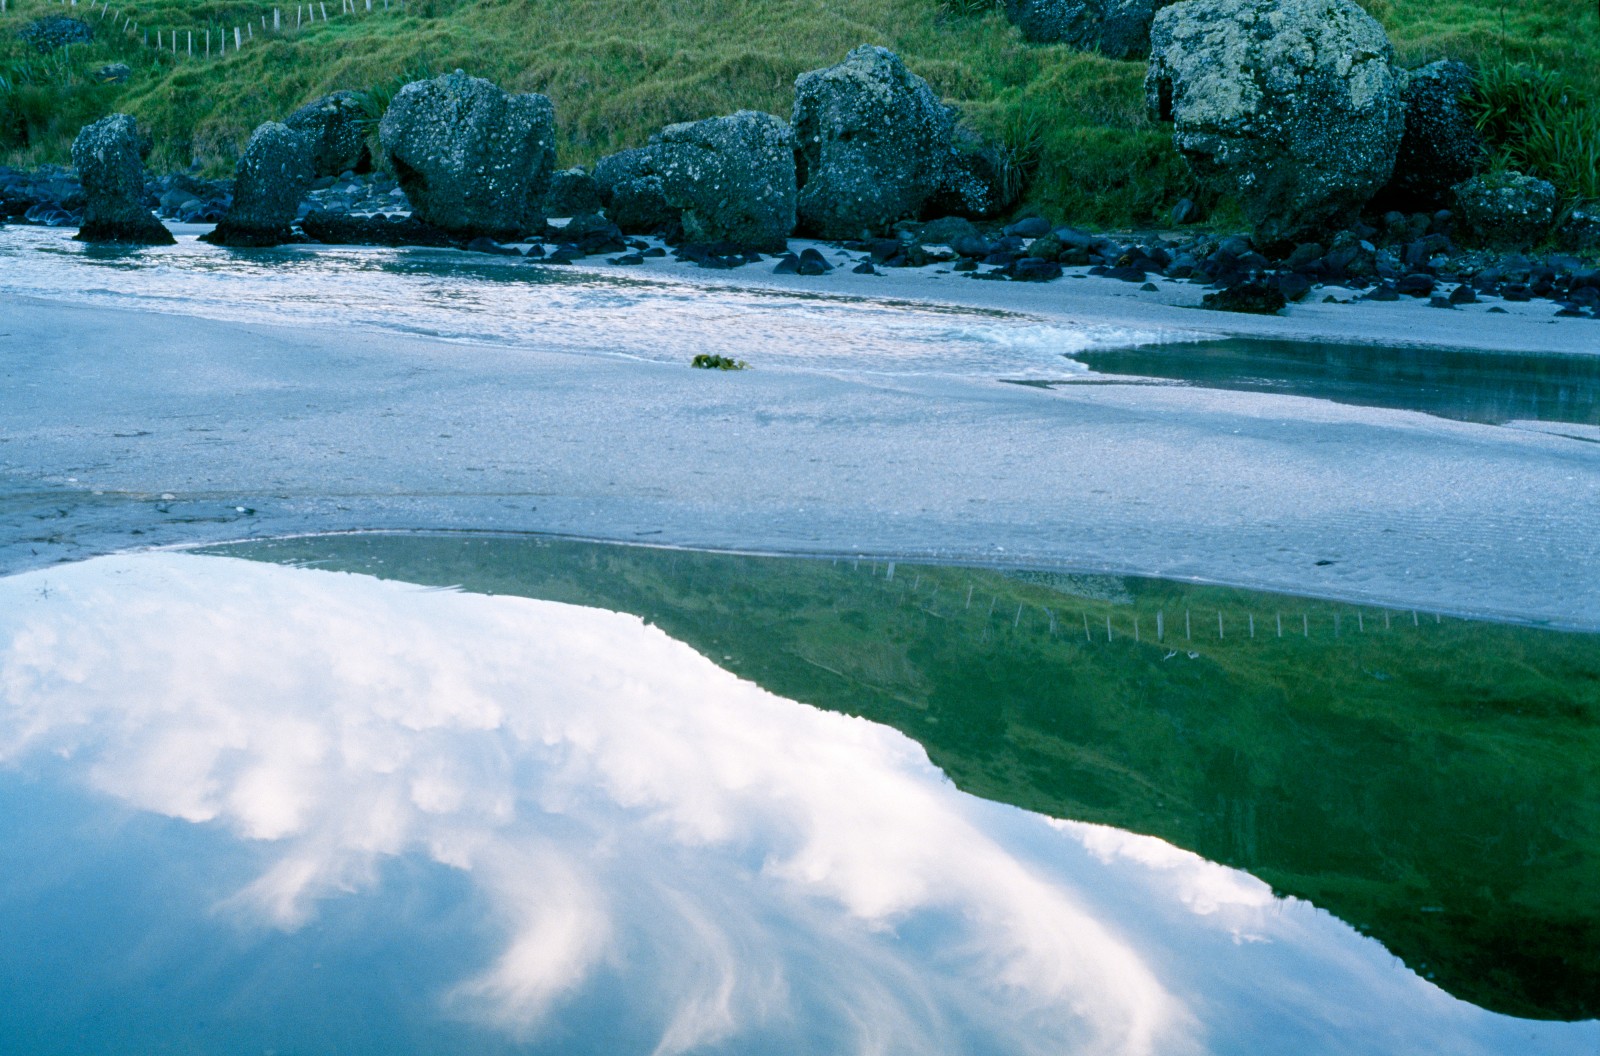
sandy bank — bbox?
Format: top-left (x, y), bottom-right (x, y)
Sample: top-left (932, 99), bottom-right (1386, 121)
top-left (2, 284), bottom-right (1597, 627)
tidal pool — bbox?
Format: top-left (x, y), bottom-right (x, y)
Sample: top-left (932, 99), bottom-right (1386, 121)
top-left (1071, 338), bottom-right (1600, 426)
top-left (1, 535), bottom-right (1596, 1055)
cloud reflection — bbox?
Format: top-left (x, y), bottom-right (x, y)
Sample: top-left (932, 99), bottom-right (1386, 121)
top-left (1, 554), bottom-right (1595, 1056)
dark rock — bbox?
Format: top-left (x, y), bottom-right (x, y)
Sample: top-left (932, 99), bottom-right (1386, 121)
top-left (1557, 206), bottom-right (1600, 252)
top-left (301, 210), bottom-right (456, 247)
top-left (792, 46), bottom-right (953, 238)
top-left (378, 70), bottom-right (555, 240)
top-left (952, 258), bottom-right (978, 272)
top-left (919, 215), bottom-right (980, 248)
top-left (544, 167), bottom-right (603, 217)
top-left (1026, 234), bottom-right (1063, 261)
top-left (1486, 306), bottom-right (1508, 314)
top-left (1108, 265), bottom-right (1147, 282)
top-left (1361, 283), bottom-right (1400, 301)
top-left (1006, 216), bottom-right (1052, 239)
top-left (1146, 0), bottom-right (1404, 244)
top-left (1284, 242), bottom-right (1325, 271)
top-left (1395, 273), bottom-right (1436, 297)
top-left (609, 252), bottom-right (646, 265)
top-left (286, 91), bottom-right (372, 178)
top-left (1426, 295), bottom-right (1457, 309)
top-left (1447, 283), bottom-right (1477, 305)
top-left (202, 122), bottom-right (314, 247)
top-left (926, 133), bottom-right (1016, 220)
top-left (799, 247), bottom-right (833, 271)
top-left (773, 253), bottom-right (801, 275)
top-left (852, 261), bottom-right (877, 274)
top-left (465, 236), bottom-right (522, 255)
top-left (592, 148), bottom-right (653, 205)
top-left (642, 246), bottom-right (667, 258)
top-left (1277, 272), bottom-right (1313, 302)
top-left (70, 115), bottom-right (173, 245)
top-left (93, 62), bottom-right (131, 85)
top-left (21, 15), bottom-right (92, 52)
top-left (646, 110), bottom-right (795, 250)
top-left (1379, 60), bottom-right (1483, 209)
top-left (1202, 279), bottom-right (1286, 314)
top-left (1010, 257), bottom-right (1063, 281)
top-left (608, 174), bottom-right (677, 234)
top-left (1140, 282), bottom-right (1160, 291)
top-left (1170, 196), bottom-right (1202, 225)
top-left (1454, 171), bottom-right (1557, 248)
top-left (1003, 0), bottom-right (1177, 59)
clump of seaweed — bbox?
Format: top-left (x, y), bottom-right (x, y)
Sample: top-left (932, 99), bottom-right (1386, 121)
top-left (691, 354), bottom-right (748, 370)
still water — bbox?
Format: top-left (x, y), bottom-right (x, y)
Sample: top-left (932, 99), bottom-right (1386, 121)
top-left (1, 535), bottom-right (1595, 1054)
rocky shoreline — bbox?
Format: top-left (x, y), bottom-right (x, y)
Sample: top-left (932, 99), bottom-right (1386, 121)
top-left (5, 3), bottom-right (1599, 325)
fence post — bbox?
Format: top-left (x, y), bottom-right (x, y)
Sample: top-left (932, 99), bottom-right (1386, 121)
top-left (234, 25), bottom-right (241, 48)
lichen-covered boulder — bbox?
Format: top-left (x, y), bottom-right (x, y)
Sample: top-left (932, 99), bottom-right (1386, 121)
top-left (286, 91), bottom-right (372, 178)
top-left (70, 114), bottom-right (174, 245)
top-left (1146, 0), bottom-right (1405, 244)
top-left (202, 122), bottom-right (314, 247)
top-left (591, 148), bottom-right (680, 233)
top-left (1454, 170), bottom-right (1557, 248)
top-left (544, 167), bottom-right (602, 217)
top-left (1003, 0), bottom-right (1176, 59)
top-left (644, 110), bottom-right (796, 250)
top-left (20, 15), bottom-right (93, 52)
top-left (925, 128), bottom-right (1016, 220)
top-left (792, 46), bottom-right (954, 239)
top-left (1381, 60), bottom-right (1484, 209)
top-left (378, 70), bottom-right (555, 240)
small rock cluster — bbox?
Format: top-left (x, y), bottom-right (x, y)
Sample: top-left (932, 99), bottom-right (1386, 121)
top-left (19, 15), bottom-right (93, 52)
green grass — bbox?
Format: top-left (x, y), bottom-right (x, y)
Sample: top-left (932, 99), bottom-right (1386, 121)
top-left (2, 0), bottom-right (1597, 225)
top-left (217, 533), bottom-right (1600, 1022)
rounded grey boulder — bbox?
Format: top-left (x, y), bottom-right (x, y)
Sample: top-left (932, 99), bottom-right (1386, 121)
top-left (544, 167), bottom-right (602, 217)
top-left (1381, 60), bottom-right (1484, 209)
top-left (202, 122), bottom-right (315, 247)
top-left (1146, 0), bottom-right (1404, 245)
top-left (1454, 170), bottom-right (1557, 248)
top-left (70, 114), bottom-right (174, 246)
top-left (1004, 0), bottom-right (1176, 59)
top-left (645, 110), bottom-right (796, 250)
top-left (286, 91), bottom-right (372, 178)
top-left (378, 70), bottom-right (555, 240)
top-left (21, 15), bottom-right (93, 52)
top-left (792, 46), bottom-right (954, 239)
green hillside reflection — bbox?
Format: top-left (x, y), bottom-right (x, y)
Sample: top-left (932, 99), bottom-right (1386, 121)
top-left (213, 534), bottom-right (1600, 1022)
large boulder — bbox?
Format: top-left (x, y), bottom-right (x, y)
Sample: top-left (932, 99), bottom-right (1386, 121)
top-left (378, 70), bottom-right (555, 240)
top-left (591, 148), bottom-right (680, 234)
top-left (1146, 0), bottom-right (1405, 245)
top-left (285, 91), bottom-right (372, 178)
top-left (1003, 0), bottom-right (1176, 59)
top-left (792, 46), bottom-right (954, 239)
top-left (925, 127), bottom-right (1017, 220)
top-left (70, 114), bottom-right (174, 246)
top-left (544, 167), bottom-right (602, 217)
top-left (1454, 170), bottom-right (1557, 248)
top-left (1379, 61), bottom-right (1485, 209)
top-left (645, 110), bottom-right (796, 250)
top-left (202, 122), bottom-right (314, 247)
top-left (20, 15), bottom-right (93, 52)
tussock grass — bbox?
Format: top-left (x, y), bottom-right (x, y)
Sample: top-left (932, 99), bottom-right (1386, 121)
top-left (2, 0), bottom-right (1597, 226)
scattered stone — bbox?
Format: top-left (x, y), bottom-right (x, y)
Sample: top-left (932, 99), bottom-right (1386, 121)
top-left (1379, 60), bottom-right (1483, 210)
top-left (1140, 282), bottom-right (1160, 291)
top-left (853, 261), bottom-right (877, 274)
top-left (1003, 0), bottom-right (1176, 58)
top-left (1202, 279), bottom-right (1286, 314)
top-left (1447, 283), bottom-right (1477, 305)
top-left (792, 46), bottom-right (953, 238)
top-left (93, 63), bottom-right (132, 85)
top-left (300, 210), bottom-right (456, 247)
top-left (202, 122), bottom-right (314, 247)
top-left (646, 110), bottom-right (796, 251)
top-left (1454, 171), bottom-right (1557, 248)
top-left (1395, 273), bottom-right (1436, 297)
top-left (286, 91), bottom-right (373, 178)
top-left (1426, 295), bottom-right (1456, 309)
top-left (1277, 272), bottom-right (1313, 302)
top-left (20, 15), bottom-right (92, 52)
top-left (465, 236), bottom-right (522, 255)
top-left (378, 70), bottom-right (555, 240)
top-left (70, 115), bottom-right (174, 245)
top-left (1361, 284), bottom-right (1400, 301)
top-left (1146, 0), bottom-right (1405, 244)
top-left (544, 167), bottom-right (602, 217)
top-left (1010, 257), bottom-right (1063, 281)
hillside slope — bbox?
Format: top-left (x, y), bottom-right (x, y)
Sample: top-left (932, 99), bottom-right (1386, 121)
top-left (2, 0), bottom-right (1597, 227)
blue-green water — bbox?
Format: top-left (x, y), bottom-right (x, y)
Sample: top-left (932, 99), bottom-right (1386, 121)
top-left (1, 542), bottom-right (1596, 1054)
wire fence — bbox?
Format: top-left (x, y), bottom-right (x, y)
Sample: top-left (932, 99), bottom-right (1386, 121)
top-left (25, 0), bottom-right (406, 61)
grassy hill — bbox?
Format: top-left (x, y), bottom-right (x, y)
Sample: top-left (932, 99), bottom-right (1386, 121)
top-left (2, 0), bottom-right (1597, 228)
